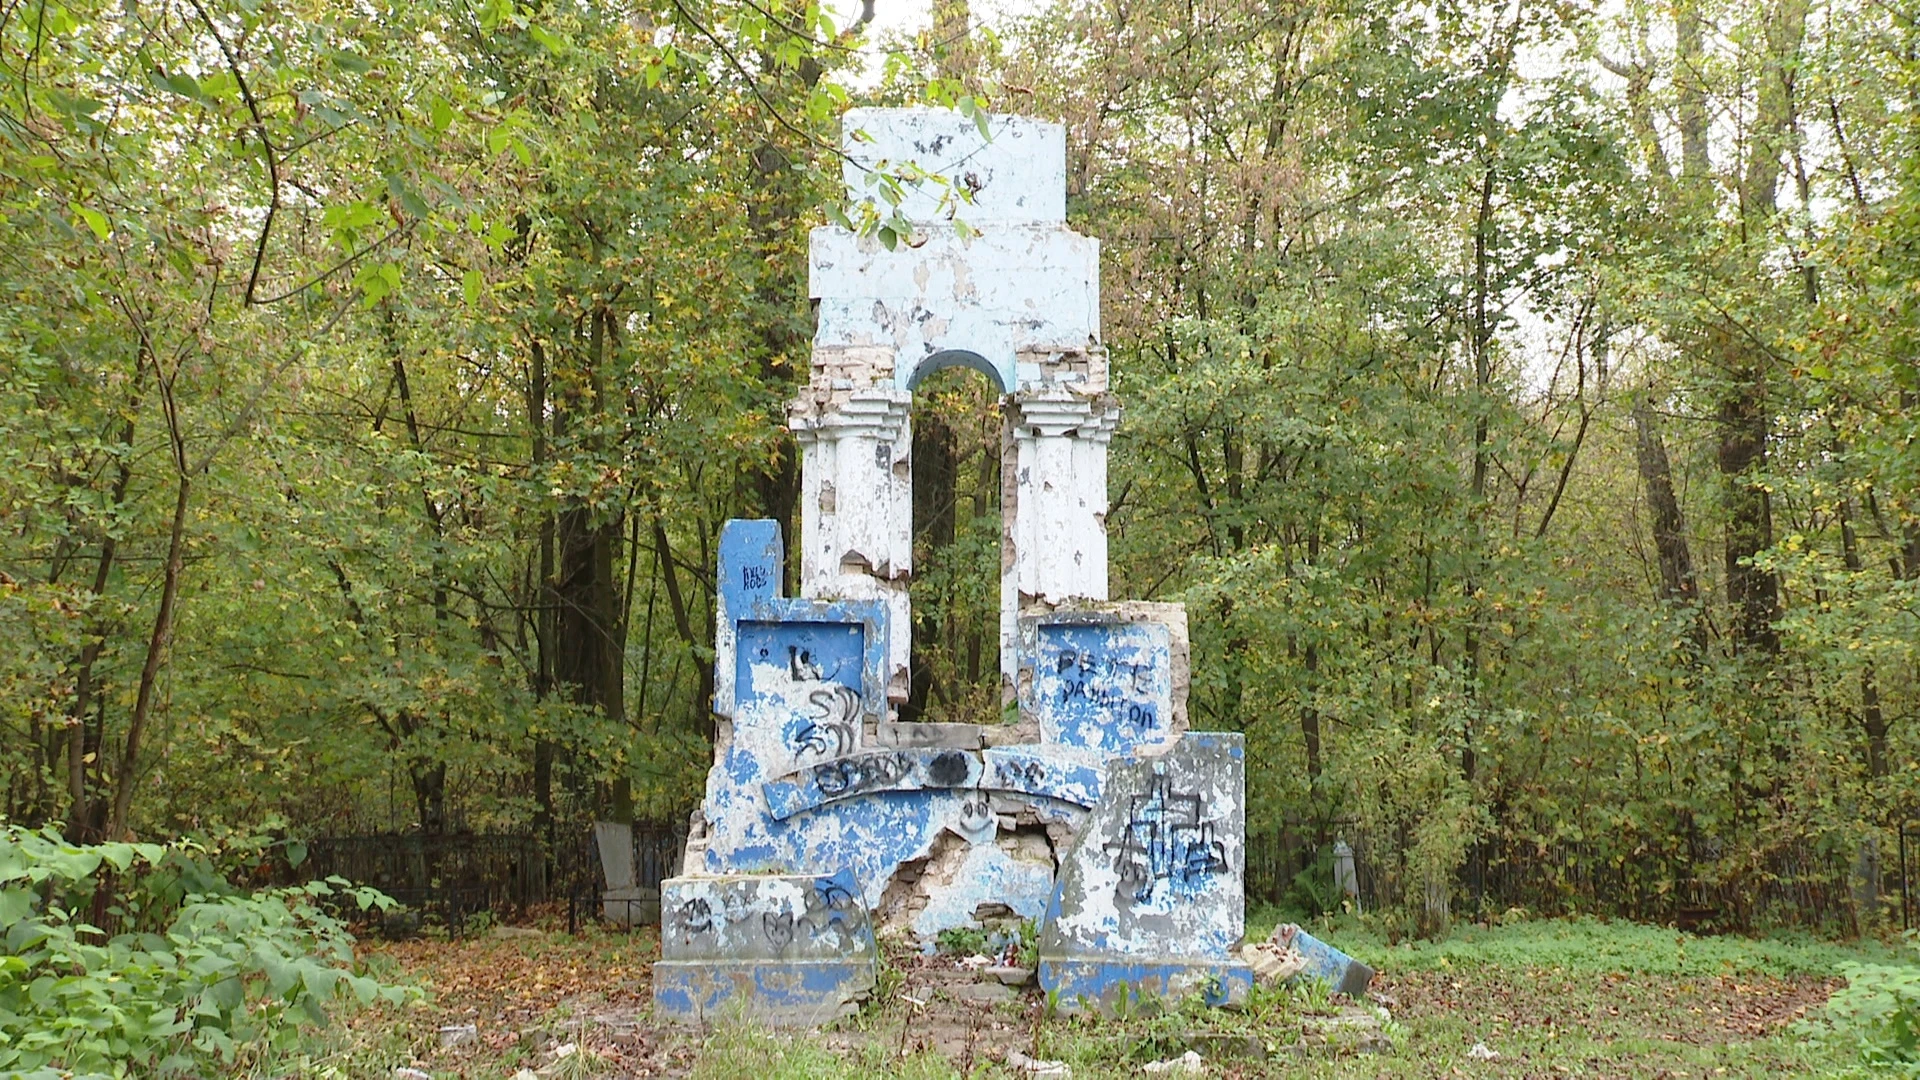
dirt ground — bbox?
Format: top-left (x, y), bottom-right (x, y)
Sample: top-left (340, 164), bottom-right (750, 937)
top-left (353, 919), bottom-right (1847, 1079)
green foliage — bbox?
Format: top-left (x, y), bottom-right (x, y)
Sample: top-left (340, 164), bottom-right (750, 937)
top-left (0, 827), bottom-right (415, 1078)
top-left (1335, 916), bottom-right (1883, 979)
top-left (933, 925), bottom-right (991, 956)
top-left (1816, 934), bottom-right (1920, 1075)
top-left (1285, 845), bottom-right (1342, 919)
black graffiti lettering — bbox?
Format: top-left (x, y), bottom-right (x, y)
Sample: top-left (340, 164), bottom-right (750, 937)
top-left (741, 564), bottom-right (770, 591)
top-left (812, 877), bottom-right (857, 912)
top-left (813, 760), bottom-right (852, 796)
top-left (673, 897), bottom-right (714, 936)
top-left (993, 759), bottom-right (1047, 790)
top-left (787, 646), bottom-right (824, 682)
top-left (1103, 774), bottom-right (1229, 906)
top-left (811, 751), bottom-right (914, 799)
top-left (794, 685), bottom-right (860, 759)
top-left (1126, 703), bottom-right (1157, 730)
top-left (797, 876), bottom-right (860, 944)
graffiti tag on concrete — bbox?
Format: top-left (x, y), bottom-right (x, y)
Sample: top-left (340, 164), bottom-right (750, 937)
top-left (1104, 773), bottom-right (1228, 905)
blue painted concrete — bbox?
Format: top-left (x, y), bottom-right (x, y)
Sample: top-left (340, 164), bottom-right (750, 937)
top-left (654, 960), bottom-right (877, 1024)
top-left (979, 747), bottom-right (1104, 808)
top-left (762, 747), bottom-right (986, 820)
top-left (654, 870), bottom-right (879, 1024)
top-left (1277, 925), bottom-right (1377, 998)
top-left (718, 519), bottom-right (783, 619)
top-left (1038, 958), bottom-right (1253, 1012)
top-left (684, 520), bottom-right (1253, 1022)
top-left (1027, 620), bottom-right (1175, 756)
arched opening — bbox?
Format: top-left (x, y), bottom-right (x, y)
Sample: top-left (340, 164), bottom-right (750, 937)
top-left (908, 349), bottom-right (1008, 394)
top-left (902, 363), bottom-right (1004, 724)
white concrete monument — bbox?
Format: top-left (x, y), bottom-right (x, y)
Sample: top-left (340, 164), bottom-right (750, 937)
top-left (790, 107), bottom-right (1118, 705)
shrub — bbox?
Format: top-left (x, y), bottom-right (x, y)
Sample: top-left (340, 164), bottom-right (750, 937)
top-left (0, 826), bottom-right (416, 1079)
top-left (1821, 936), bottom-right (1920, 1076)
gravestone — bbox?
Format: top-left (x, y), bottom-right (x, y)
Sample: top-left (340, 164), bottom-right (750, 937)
top-left (594, 821), bottom-right (659, 927)
top-left (653, 107), bottom-right (1250, 1023)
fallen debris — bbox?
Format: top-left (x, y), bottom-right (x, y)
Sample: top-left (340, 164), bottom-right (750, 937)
top-left (436, 1023), bottom-right (478, 1049)
top-left (1299, 1006), bottom-right (1394, 1055)
top-left (985, 963), bottom-right (1035, 986)
top-left (1007, 1047), bottom-right (1073, 1077)
top-left (1468, 1042), bottom-right (1500, 1060)
top-left (1142, 1049), bottom-right (1206, 1074)
top-left (1271, 924), bottom-right (1377, 998)
top-left (1240, 938), bottom-right (1306, 985)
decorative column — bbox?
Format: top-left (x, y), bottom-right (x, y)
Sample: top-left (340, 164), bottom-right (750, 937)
top-left (1000, 390), bottom-right (1120, 680)
top-left (789, 386), bottom-right (914, 703)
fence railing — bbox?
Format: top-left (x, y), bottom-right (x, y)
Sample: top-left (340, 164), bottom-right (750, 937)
top-left (1245, 825), bottom-right (1862, 932)
top-left (290, 823), bottom-right (686, 934)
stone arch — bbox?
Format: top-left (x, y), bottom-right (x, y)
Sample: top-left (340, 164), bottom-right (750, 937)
top-left (906, 349), bottom-right (1009, 395)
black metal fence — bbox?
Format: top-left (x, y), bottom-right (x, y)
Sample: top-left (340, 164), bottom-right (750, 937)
top-left (292, 823), bottom-right (687, 934)
top-left (1246, 825), bottom-right (1864, 932)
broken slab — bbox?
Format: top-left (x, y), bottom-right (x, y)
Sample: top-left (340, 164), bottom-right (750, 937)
top-left (1038, 733), bottom-right (1253, 1012)
top-left (653, 870), bottom-right (877, 1025)
top-left (1273, 925), bottom-right (1376, 998)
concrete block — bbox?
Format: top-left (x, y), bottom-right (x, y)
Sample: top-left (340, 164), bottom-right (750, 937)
top-left (875, 722), bottom-right (985, 749)
top-left (810, 227), bottom-right (1101, 393)
top-left (838, 107), bottom-right (1066, 226)
top-left (654, 870), bottom-right (877, 1024)
top-left (594, 820), bottom-right (635, 890)
top-left (1273, 925), bottom-right (1376, 998)
top-left (1017, 604), bottom-right (1190, 757)
top-left (1039, 959), bottom-right (1253, 1012)
top-left (1038, 733), bottom-right (1252, 1013)
top-left (762, 747), bottom-right (985, 820)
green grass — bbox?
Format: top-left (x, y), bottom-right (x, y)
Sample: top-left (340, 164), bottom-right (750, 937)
top-left (1251, 906), bottom-right (1894, 977)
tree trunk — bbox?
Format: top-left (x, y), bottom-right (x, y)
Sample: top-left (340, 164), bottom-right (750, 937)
top-left (528, 338), bottom-right (557, 835)
top-left (548, 308), bottom-right (630, 821)
top-left (108, 462), bottom-right (189, 840)
top-left (1716, 352), bottom-right (1779, 656)
top-left (1300, 528), bottom-right (1323, 783)
top-left (1632, 394), bottom-right (1706, 655)
top-left (1839, 499), bottom-right (1888, 780)
top-left (411, 759), bottom-right (449, 835)
top-left (64, 368), bottom-right (144, 840)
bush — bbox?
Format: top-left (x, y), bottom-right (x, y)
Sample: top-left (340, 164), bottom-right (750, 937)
top-left (1821, 935), bottom-right (1920, 1076)
top-left (0, 826), bottom-right (416, 1078)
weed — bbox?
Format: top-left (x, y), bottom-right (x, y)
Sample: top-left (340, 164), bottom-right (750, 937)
top-left (934, 925), bottom-right (991, 956)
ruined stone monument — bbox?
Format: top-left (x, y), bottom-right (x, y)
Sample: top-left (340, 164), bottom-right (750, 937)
top-left (653, 108), bottom-right (1251, 1023)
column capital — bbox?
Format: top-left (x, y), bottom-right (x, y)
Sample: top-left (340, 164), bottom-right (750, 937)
top-left (788, 387), bottom-right (913, 442)
top-left (1008, 390), bottom-right (1119, 441)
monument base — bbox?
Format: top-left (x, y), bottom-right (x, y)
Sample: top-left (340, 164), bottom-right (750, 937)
top-left (652, 959), bottom-right (875, 1025)
top-left (651, 870), bottom-right (878, 1026)
top-left (1038, 957), bottom-right (1254, 1014)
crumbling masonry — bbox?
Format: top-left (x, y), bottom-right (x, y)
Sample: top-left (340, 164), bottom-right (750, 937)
top-left (653, 108), bottom-right (1252, 1023)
